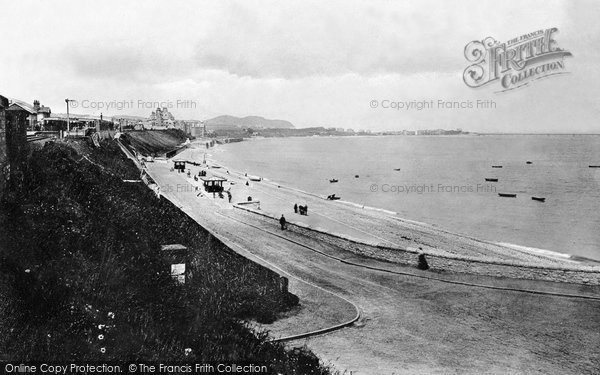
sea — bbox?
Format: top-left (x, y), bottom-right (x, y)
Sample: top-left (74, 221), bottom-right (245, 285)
top-left (214, 135), bottom-right (600, 262)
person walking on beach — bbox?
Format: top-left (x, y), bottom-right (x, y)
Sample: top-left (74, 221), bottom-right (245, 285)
top-left (279, 215), bottom-right (287, 230)
top-left (294, 203), bottom-right (298, 214)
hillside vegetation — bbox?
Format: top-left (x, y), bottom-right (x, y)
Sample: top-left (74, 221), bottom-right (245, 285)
top-left (0, 138), bottom-right (331, 374)
top-left (121, 129), bottom-right (189, 156)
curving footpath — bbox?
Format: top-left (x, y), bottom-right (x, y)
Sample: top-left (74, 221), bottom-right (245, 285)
top-left (211, 220), bottom-right (361, 342)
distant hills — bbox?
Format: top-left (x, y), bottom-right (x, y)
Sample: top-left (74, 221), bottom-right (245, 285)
top-left (204, 115), bottom-right (295, 129)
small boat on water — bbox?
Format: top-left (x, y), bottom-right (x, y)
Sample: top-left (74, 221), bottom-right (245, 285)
top-left (393, 168), bottom-right (401, 171)
top-left (492, 165), bottom-right (503, 168)
top-left (589, 165), bottom-right (600, 168)
top-left (485, 178), bottom-right (498, 182)
top-left (498, 193), bottom-right (517, 198)
top-left (329, 179), bottom-right (339, 183)
top-left (355, 175), bottom-right (360, 178)
top-left (531, 197), bottom-right (546, 202)
top-left (526, 161), bottom-right (533, 164)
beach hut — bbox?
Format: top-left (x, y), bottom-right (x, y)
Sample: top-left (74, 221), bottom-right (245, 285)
top-left (173, 160), bottom-right (186, 172)
top-left (201, 176), bottom-right (227, 193)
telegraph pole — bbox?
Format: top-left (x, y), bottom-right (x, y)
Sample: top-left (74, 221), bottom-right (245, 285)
top-left (65, 98), bottom-right (75, 132)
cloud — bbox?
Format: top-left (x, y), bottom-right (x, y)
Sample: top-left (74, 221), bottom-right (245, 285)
top-left (191, 1), bottom-right (464, 79)
top-left (65, 44), bottom-right (145, 80)
top-left (0, 0), bottom-right (598, 132)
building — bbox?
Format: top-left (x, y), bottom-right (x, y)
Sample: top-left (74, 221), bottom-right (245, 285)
top-left (7, 102), bottom-right (36, 130)
top-left (416, 128), bottom-right (465, 135)
top-left (150, 107), bottom-right (175, 128)
top-left (40, 113), bottom-right (110, 132)
top-left (34, 100), bottom-right (51, 123)
top-left (113, 116), bottom-right (145, 131)
top-left (172, 120), bottom-right (206, 137)
top-left (5, 99), bottom-right (52, 131)
top-left (185, 121), bottom-right (206, 138)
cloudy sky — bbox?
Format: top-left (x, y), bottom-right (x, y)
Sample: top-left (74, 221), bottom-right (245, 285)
top-left (1, 0), bottom-right (599, 132)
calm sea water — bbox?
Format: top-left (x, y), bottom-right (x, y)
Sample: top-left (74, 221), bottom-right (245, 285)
top-left (215, 135), bottom-right (600, 261)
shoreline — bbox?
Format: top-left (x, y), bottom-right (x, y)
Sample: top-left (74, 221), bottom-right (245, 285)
top-left (143, 155), bottom-right (600, 373)
top-left (260, 173), bottom-right (589, 265)
top-left (198, 140), bottom-right (598, 267)
top-left (231, 203), bottom-right (600, 273)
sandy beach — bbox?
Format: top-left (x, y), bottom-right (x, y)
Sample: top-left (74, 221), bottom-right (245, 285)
top-left (144, 144), bottom-right (600, 374)
top-left (170, 142), bottom-right (600, 284)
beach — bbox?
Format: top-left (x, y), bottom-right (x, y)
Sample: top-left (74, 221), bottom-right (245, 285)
top-left (143, 143), bottom-right (600, 373)
top-left (214, 135), bottom-right (600, 262)
top-left (160, 141), bottom-right (600, 284)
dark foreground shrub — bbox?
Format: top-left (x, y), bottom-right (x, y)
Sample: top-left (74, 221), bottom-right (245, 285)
top-left (0, 140), bottom-right (331, 374)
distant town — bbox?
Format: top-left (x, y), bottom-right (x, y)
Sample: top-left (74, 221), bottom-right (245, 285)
top-left (2, 96), bottom-right (471, 142)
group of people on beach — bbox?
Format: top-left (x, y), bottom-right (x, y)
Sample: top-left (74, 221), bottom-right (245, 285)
top-left (294, 203), bottom-right (308, 216)
top-left (280, 203), bottom-right (309, 230)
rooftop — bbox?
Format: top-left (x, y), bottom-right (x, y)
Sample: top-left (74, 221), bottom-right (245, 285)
top-left (7, 102), bottom-right (36, 114)
top-left (201, 176), bottom-right (227, 182)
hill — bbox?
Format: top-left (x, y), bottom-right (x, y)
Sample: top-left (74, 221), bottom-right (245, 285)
top-left (204, 115), bottom-right (295, 129)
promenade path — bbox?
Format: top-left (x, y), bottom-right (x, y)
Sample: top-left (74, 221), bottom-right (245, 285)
top-left (145, 156), bottom-right (600, 375)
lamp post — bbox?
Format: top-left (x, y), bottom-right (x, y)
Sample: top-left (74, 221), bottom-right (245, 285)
top-left (65, 98), bottom-right (75, 133)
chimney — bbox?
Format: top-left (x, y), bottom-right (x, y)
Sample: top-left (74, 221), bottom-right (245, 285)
top-left (33, 100), bottom-right (40, 112)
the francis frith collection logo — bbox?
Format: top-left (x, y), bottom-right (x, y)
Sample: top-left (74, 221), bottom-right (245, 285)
top-left (463, 28), bottom-right (572, 92)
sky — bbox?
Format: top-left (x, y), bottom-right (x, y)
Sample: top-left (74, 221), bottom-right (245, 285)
top-left (0, 0), bottom-right (599, 132)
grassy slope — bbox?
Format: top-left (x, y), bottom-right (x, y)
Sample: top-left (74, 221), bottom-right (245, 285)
top-left (0, 139), bottom-right (330, 373)
top-left (122, 129), bottom-right (189, 156)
